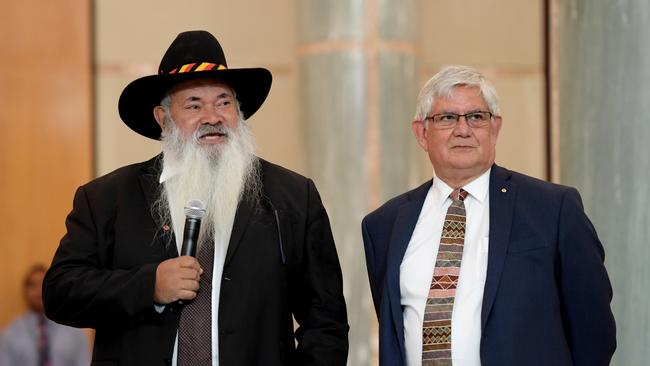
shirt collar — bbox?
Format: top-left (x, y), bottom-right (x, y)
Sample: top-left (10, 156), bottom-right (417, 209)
top-left (431, 167), bottom-right (491, 207)
top-left (159, 154), bottom-right (181, 184)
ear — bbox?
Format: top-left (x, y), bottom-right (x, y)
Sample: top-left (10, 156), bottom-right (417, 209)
top-left (411, 120), bottom-right (429, 151)
top-left (153, 106), bottom-right (167, 129)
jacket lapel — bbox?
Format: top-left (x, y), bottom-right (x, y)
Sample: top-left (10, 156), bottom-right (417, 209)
top-left (138, 155), bottom-right (178, 258)
top-left (138, 157), bottom-right (161, 220)
top-left (385, 180), bottom-right (432, 360)
top-left (223, 197), bottom-right (255, 266)
top-left (481, 164), bottom-right (516, 329)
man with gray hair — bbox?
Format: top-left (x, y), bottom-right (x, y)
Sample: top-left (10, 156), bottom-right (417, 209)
top-left (362, 65), bottom-right (616, 365)
top-left (43, 30), bottom-right (349, 366)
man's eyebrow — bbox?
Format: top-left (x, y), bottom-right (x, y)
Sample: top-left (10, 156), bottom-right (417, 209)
top-left (216, 92), bottom-right (234, 99)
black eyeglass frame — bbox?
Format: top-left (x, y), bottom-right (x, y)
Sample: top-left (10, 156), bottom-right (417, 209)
top-left (424, 111), bottom-right (495, 128)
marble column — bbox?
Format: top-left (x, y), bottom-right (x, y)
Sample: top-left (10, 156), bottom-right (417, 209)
top-left (554, 1), bottom-right (650, 364)
top-left (298, 0), bottom-right (417, 364)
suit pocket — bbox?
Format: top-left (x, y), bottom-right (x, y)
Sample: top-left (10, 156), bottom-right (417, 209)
top-left (507, 237), bottom-right (549, 254)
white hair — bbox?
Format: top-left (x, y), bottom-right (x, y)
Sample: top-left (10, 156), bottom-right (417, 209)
top-left (413, 65), bottom-right (500, 121)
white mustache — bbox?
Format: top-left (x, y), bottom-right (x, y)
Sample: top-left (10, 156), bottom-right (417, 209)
top-left (194, 123), bottom-right (230, 140)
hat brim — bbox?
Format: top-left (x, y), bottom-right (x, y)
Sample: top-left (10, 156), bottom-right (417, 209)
top-left (118, 68), bottom-right (272, 140)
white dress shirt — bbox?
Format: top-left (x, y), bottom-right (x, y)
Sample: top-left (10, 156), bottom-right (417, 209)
top-left (159, 158), bottom-right (228, 366)
top-left (401, 168), bottom-right (491, 366)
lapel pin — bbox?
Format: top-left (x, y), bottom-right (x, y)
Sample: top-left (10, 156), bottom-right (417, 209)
top-left (500, 188), bottom-right (507, 193)
top-left (162, 224), bottom-right (170, 232)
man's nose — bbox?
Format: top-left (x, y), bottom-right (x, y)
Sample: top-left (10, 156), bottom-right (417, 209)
top-left (200, 106), bottom-right (223, 125)
top-left (453, 116), bottom-right (472, 136)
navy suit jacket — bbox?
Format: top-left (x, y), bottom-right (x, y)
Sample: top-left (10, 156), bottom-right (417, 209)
top-left (362, 165), bottom-right (616, 366)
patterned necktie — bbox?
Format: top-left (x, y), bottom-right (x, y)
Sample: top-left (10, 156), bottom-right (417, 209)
top-left (422, 188), bottom-right (468, 365)
top-left (37, 315), bottom-right (51, 366)
top-left (178, 236), bottom-right (214, 366)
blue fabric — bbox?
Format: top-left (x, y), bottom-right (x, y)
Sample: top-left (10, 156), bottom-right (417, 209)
top-left (362, 165), bottom-right (616, 366)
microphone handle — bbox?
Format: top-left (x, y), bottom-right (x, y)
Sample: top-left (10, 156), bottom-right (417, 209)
top-left (176, 216), bottom-right (201, 307)
top-left (180, 217), bottom-right (201, 257)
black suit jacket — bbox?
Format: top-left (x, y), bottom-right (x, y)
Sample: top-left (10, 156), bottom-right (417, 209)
top-left (44, 155), bottom-right (349, 366)
top-left (362, 164), bottom-right (616, 366)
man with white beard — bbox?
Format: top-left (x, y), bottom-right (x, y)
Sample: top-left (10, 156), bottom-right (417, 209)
top-left (43, 31), bottom-right (349, 366)
top-left (154, 84), bottom-right (261, 270)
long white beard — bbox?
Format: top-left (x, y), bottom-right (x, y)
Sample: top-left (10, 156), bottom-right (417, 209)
top-left (156, 117), bottom-right (260, 253)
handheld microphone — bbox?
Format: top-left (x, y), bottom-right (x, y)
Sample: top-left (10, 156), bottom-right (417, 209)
top-left (180, 199), bottom-right (206, 257)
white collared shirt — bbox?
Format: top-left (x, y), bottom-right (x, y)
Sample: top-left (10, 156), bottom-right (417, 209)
top-left (401, 168), bottom-right (491, 366)
top-left (159, 158), bottom-right (224, 366)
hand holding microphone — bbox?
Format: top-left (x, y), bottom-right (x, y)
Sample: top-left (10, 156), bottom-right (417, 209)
top-left (153, 199), bottom-right (206, 304)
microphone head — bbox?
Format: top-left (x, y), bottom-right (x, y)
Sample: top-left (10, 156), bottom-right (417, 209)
top-left (184, 199), bottom-right (206, 219)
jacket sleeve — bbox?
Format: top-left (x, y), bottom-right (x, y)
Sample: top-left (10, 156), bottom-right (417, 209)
top-left (558, 187), bottom-right (616, 365)
top-left (291, 179), bottom-right (349, 365)
top-left (43, 186), bottom-right (163, 329)
top-left (361, 217), bottom-right (380, 317)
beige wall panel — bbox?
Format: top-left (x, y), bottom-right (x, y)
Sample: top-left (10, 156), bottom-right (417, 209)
top-left (0, 1), bottom-right (92, 328)
top-left (418, 0), bottom-right (544, 68)
top-left (95, 73), bottom-right (160, 175)
top-left (250, 71), bottom-right (305, 175)
top-left (492, 73), bottom-right (545, 178)
top-left (95, 0), bottom-right (295, 66)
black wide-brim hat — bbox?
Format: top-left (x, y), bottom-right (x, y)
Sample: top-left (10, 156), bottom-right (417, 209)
top-left (118, 30), bottom-right (272, 140)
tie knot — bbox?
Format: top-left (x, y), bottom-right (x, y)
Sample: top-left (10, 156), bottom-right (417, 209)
top-left (451, 188), bottom-right (468, 202)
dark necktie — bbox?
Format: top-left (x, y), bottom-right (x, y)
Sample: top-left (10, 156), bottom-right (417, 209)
top-left (422, 188), bottom-right (468, 365)
top-left (37, 315), bottom-right (51, 366)
top-left (178, 236), bottom-right (214, 366)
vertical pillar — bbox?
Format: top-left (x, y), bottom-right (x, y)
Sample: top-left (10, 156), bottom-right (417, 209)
top-left (554, 1), bottom-right (650, 364)
top-left (298, 0), bottom-right (417, 364)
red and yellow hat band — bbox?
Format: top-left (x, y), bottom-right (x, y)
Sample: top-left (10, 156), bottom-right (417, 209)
top-left (166, 62), bottom-right (227, 74)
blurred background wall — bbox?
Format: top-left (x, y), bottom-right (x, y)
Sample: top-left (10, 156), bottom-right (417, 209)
top-left (0, 0), bottom-right (92, 333)
top-left (3, 1), bottom-right (646, 365)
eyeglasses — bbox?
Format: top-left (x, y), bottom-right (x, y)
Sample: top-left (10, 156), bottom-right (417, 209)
top-left (424, 111), bottom-right (494, 129)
